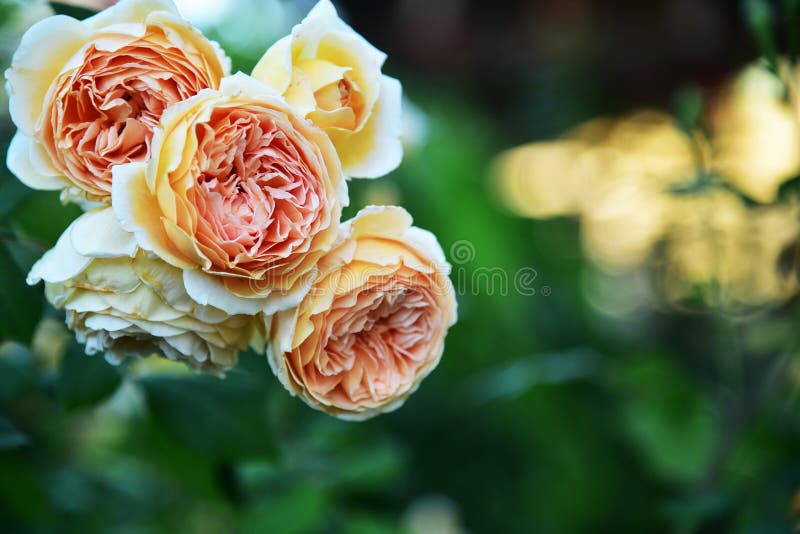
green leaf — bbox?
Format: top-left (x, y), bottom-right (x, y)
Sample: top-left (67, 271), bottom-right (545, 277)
top-left (0, 174), bottom-right (32, 218)
top-left (57, 342), bottom-right (121, 410)
top-left (786, 0), bottom-right (800, 61)
top-left (0, 241), bottom-right (42, 344)
top-left (616, 354), bottom-right (718, 484)
top-left (467, 348), bottom-right (600, 405)
top-left (662, 491), bottom-right (732, 529)
top-left (334, 441), bottom-right (405, 492)
top-left (0, 343), bottom-right (37, 406)
top-left (9, 191), bottom-right (81, 248)
top-left (241, 486), bottom-right (328, 534)
top-left (343, 514), bottom-right (402, 534)
top-left (671, 85), bottom-right (704, 134)
top-left (139, 371), bottom-right (276, 460)
top-left (0, 416), bottom-right (28, 449)
top-left (0, 456), bottom-right (52, 525)
top-left (743, 0), bottom-right (778, 74)
top-left (49, 2), bottom-right (98, 20)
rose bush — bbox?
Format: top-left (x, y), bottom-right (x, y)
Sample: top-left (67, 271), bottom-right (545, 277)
top-left (6, 0), bottom-right (457, 418)
top-left (268, 206), bottom-right (457, 420)
top-left (6, 0), bottom-right (229, 204)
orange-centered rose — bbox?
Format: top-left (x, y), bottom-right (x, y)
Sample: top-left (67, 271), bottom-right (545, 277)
top-left (6, 0), bottom-right (229, 204)
top-left (268, 206), bottom-right (457, 420)
top-left (113, 73), bottom-right (348, 316)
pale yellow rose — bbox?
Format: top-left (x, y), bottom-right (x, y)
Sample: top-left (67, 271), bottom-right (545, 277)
top-left (494, 111), bottom-right (697, 267)
top-left (5, 0), bottom-right (230, 205)
top-left (711, 63), bottom-right (800, 203)
top-left (268, 206), bottom-right (457, 420)
top-left (112, 73), bottom-right (347, 316)
top-left (662, 190), bottom-right (800, 306)
top-left (252, 0), bottom-right (403, 179)
top-left (27, 208), bottom-right (260, 374)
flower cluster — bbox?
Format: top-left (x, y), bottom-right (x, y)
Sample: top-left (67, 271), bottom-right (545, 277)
top-left (7, 0), bottom-right (457, 420)
top-left (494, 63), bottom-right (800, 308)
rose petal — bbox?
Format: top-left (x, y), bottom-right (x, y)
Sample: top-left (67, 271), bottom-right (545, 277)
top-left (6, 132), bottom-right (66, 190)
top-left (70, 207), bottom-right (138, 258)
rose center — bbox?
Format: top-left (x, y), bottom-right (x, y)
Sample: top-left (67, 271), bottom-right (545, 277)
top-left (319, 287), bottom-right (432, 401)
top-left (311, 74), bottom-right (366, 131)
top-left (43, 34), bottom-right (216, 196)
top-left (190, 105), bottom-right (325, 274)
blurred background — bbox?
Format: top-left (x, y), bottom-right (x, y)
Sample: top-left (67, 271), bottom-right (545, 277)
top-left (2, 0), bottom-right (800, 532)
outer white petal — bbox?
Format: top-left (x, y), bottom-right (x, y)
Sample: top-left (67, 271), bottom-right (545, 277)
top-left (6, 15), bottom-right (89, 134)
top-left (251, 35), bottom-right (293, 94)
top-left (84, 0), bottom-right (180, 29)
top-left (27, 222), bottom-right (91, 285)
top-left (6, 132), bottom-right (66, 190)
top-left (269, 307), bottom-right (300, 355)
top-left (219, 72), bottom-right (281, 100)
top-left (304, 0), bottom-right (341, 29)
top-left (340, 75), bottom-right (403, 178)
top-left (266, 341), bottom-right (297, 396)
top-left (263, 277), bottom-right (315, 315)
top-left (70, 207), bottom-right (138, 259)
top-left (300, 0), bottom-right (386, 66)
top-left (85, 315), bottom-right (133, 332)
top-left (60, 189), bottom-right (106, 211)
top-left (146, 10), bottom-right (231, 76)
top-left (347, 205), bottom-right (412, 239)
top-left (165, 333), bottom-right (208, 362)
top-left (183, 269), bottom-right (268, 315)
top-left (111, 161), bottom-right (162, 253)
top-left (404, 227), bottom-right (449, 272)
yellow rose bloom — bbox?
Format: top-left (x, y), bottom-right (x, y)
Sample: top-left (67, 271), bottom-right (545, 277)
top-left (27, 208), bottom-right (261, 374)
top-left (252, 0), bottom-right (403, 179)
top-left (711, 63), bottom-right (800, 203)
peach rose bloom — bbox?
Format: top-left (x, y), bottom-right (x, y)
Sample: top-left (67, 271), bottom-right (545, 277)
top-left (113, 73), bottom-right (348, 316)
top-left (268, 206), bottom-right (457, 420)
top-left (6, 0), bottom-right (230, 204)
top-left (252, 0), bottom-right (403, 179)
top-left (27, 208), bottom-right (261, 374)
